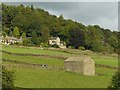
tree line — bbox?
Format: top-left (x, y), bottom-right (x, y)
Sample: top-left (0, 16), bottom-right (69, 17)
top-left (2, 3), bottom-right (119, 53)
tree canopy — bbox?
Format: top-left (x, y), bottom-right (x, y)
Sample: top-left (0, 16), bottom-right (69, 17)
top-left (12, 26), bottom-right (20, 38)
top-left (2, 3), bottom-right (119, 53)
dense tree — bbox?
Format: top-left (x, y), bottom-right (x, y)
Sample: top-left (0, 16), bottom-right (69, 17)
top-left (2, 26), bottom-right (9, 35)
top-left (22, 38), bottom-right (31, 46)
top-left (2, 31), bottom-right (7, 37)
top-left (59, 15), bottom-right (64, 26)
top-left (68, 27), bottom-right (85, 49)
top-left (41, 27), bottom-right (50, 43)
top-left (12, 13), bottom-right (29, 34)
top-left (84, 25), bottom-right (104, 52)
top-left (12, 26), bottom-right (20, 38)
top-left (21, 32), bottom-right (26, 39)
top-left (101, 29), bottom-right (112, 43)
top-left (108, 34), bottom-right (118, 51)
top-left (27, 13), bottom-right (42, 37)
top-left (2, 3), bottom-right (119, 53)
top-left (31, 31), bottom-right (39, 45)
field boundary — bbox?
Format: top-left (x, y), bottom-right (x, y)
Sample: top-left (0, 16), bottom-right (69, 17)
top-left (3, 58), bottom-right (64, 70)
top-left (95, 64), bottom-right (118, 69)
top-left (1, 50), bottom-right (67, 60)
top-left (3, 58), bottom-right (118, 70)
top-left (1, 50), bottom-right (118, 69)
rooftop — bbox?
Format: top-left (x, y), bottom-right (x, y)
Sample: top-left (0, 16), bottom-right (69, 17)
top-left (65, 56), bottom-right (94, 62)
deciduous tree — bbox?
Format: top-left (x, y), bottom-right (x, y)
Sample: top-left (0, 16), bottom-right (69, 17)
top-left (13, 26), bottom-right (20, 38)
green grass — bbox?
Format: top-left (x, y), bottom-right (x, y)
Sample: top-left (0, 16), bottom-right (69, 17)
top-left (92, 55), bottom-right (118, 67)
top-left (2, 45), bottom-right (72, 57)
top-left (2, 52), bottom-right (118, 67)
top-left (2, 45), bottom-right (118, 88)
top-left (3, 61), bottom-right (117, 88)
top-left (2, 53), bottom-right (64, 67)
top-left (2, 45), bottom-right (118, 67)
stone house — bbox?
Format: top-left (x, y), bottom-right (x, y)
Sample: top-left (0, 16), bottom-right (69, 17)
top-left (0, 36), bottom-right (22, 45)
top-left (48, 37), bottom-right (66, 48)
top-left (64, 56), bottom-right (95, 76)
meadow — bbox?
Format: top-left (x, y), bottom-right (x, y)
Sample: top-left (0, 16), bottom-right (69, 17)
top-left (1, 45), bottom-right (118, 88)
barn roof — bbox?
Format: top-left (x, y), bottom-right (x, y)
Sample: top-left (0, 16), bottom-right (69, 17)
top-left (65, 56), bottom-right (94, 63)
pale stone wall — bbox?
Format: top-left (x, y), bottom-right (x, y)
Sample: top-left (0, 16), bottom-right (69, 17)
top-left (48, 37), bottom-right (60, 45)
top-left (56, 37), bottom-right (60, 45)
top-left (1, 36), bottom-right (22, 45)
top-left (83, 57), bottom-right (95, 76)
top-left (64, 56), bottom-right (95, 76)
top-left (65, 61), bottom-right (84, 74)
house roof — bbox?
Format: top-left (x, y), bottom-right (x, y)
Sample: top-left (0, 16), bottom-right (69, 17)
top-left (65, 56), bottom-right (94, 63)
top-left (2, 36), bottom-right (19, 41)
top-left (50, 37), bottom-right (60, 40)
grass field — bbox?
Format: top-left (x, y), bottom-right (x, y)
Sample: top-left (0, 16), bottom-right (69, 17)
top-left (2, 46), bottom-right (72, 57)
top-left (2, 53), bottom-right (64, 67)
top-left (92, 56), bottom-right (118, 67)
top-left (1, 45), bottom-right (118, 88)
top-left (3, 61), bottom-right (117, 88)
top-left (2, 45), bottom-right (118, 67)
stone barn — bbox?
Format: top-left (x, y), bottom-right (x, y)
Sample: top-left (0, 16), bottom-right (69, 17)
top-left (64, 56), bottom-right (95, 76)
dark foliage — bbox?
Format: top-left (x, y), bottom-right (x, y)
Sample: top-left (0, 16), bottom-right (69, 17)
top-left (51, 44), bottom-right (59, 48)
top-left (2, 66), bottom-right (15, 90)
top-left (2, 3), bottom-right (119, 53)
top-left (68, 27), bottom-right (85, 49)
top-left (108, 72), bottom-right (120, 89)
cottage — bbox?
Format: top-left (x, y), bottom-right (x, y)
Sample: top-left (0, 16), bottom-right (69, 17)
top-left (0, 36), bottom-right (22, 45)
top-left (48, 37), bottom-right (66, 48)
top-left (64, 56), bottom-right (95, 76)
top-left (49, 37), bottom-right (61, 45)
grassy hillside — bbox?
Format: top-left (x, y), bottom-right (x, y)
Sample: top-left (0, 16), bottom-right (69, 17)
top-left (2, 45), bottom-right (118, 67)
top-left (1, 45), bottom-right (118, 88)
top-left (3, 61), bottom-right (117, 88)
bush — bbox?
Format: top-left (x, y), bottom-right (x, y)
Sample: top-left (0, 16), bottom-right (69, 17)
top-left (2, 66), bottom-right (15, 90)
top-left (68, 46), bottom-right (75, 49)
top-left (78, 46), bottom-right (85, 50)
top-left (41, 43), bottom-right (49, 47)
top-left (101, 43), bottom-right (114, 54)
top-left (108, 72), bottom-right (120, 89)
top-left (14, 42), bottom-right (20, 46)
top-left (51, 44), bottom-right (59, 48)
top-left (22, 38), bottom-right (31, 46)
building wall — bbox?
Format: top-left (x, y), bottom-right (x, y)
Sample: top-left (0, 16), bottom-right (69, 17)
top-left (64, 57), bottom-right (95, 76)
top-left (84, 60), bottom-right (95, 76)
top-left (49, 37), bottom-right (60, 45)
top-left (64, 61), bottom-right (84, 74)
top-left (1, 36), bottom-right (22, 45)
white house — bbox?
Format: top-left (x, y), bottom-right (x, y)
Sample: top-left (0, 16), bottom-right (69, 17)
top-left (48, 37), bottom-right (66, 48)
top-left (49, 37), bottom-right (60, 45)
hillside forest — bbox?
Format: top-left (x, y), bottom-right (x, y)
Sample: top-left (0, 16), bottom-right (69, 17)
top-left (1, 4), bottom-right (120, 53)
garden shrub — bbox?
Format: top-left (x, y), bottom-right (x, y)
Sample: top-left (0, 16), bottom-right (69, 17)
top-left (51, 44), bottom-right (59, 48)
top-left (78, 46), bottom-right (85, 51)
top-left (22, 38), bottom-right (31, 46)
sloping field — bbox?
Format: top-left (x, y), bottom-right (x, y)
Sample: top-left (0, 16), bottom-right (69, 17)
top-left (1, 45), bottom-right (118, 88)
top-left (3, 61), bottom-right (117, 88)
top-left (2, 45), bottom-right (118, 67)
